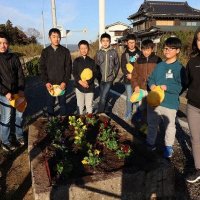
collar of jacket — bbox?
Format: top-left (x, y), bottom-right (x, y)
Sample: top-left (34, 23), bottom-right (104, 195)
top-left (0, 51), bottom-right (13, 60)
top-left (140, 52), bottom-right (155, 59)
top-left (125, 47), bottom-right (140, 54)
top-left (100, 46), bottom-right (112, 52)
top-left (50, 44), bottom-right (61, 51)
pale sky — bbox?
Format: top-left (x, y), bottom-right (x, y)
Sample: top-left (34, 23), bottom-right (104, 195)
top-left (0, 0), bottom-right (200, 45)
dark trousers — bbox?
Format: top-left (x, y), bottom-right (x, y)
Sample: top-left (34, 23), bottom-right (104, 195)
top-left (46, 91), bottom-right (67, 116)
top-left (98, 81), bottom-right (112, 113)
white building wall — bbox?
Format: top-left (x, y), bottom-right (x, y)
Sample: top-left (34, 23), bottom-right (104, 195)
top-left (105, 24), bottom-right (129, 44)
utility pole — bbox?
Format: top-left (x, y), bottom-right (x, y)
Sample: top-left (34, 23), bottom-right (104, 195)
top-left (51, 0), bottom-right (57, 28)
top-left (42, 11), bottom-right (46, 48)
top-left (99, 0), bottom-right (105, 48)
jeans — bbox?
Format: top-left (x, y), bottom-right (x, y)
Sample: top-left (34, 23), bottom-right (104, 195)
top-left (75, 89), bottom-right (94, 114)
top-left (46, 90), bottom-right (67, 116)
top-left (0, 95), bottom-right (23, 145)
top-left (98, 81), bottom-right (112, 113)
top-left (124, 84), bottom-right (133, 118)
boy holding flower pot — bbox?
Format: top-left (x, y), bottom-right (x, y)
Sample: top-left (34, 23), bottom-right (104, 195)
top-left (121, 34), bottom-right (140, 121)
top-left (131, 39), bottom-right (162, 121)
top-left (73, 40), bottom-right (96, 114)
top-left (146, 37), bottom-right (185, 158)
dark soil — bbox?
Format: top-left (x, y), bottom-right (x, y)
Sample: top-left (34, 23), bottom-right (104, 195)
top-left (37, 115), bottom-right (135, 185)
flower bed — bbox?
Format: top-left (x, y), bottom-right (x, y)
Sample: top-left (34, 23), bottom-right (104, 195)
top-left (44, 114), bottom-right (133, 185)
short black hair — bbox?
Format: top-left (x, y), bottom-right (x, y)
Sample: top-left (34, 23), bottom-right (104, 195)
top-left (163, 37), bottom-right (182, 49)
top-left (126, 34), bottom-right (136, 41)
top-left (0, 32), bottom-right (10, 43)
top-left (141, 39), bottom-right (154, 49)
top-left (78, 40), bottom-right (89, 48)
top-left (49, 28), bottom-right (61, 38)
top-left (100, 32), bottom-right (111, 41)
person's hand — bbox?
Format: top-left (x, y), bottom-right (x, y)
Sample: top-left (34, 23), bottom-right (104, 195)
top-left (5, 93), bottom-right (12, 101)
top-left (134, 86), bottom-right (140, 93)
top-left (46, 83), bottom-right (52, 91)
top-left (150, 84), bottom-right (156, 91)
top-left (18, 90), bottom-right (25, 97)
top-left (60, 82), bottom-right (66, 90)
top-left (161, 85), bottom-right (167, 91)
top-left (126, 73), bottom-right (132, 80)
top-left (79, 80), bottom-right (89, 88)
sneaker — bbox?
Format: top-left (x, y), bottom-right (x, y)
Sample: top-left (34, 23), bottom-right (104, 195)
top-left (1, 143), bottom-right (16, 152)
top-left (163, 146), bottom-right (174, 158)
top-left (186, 170), bottom-right (200, 183)
top-left (18, 138), bottom-right (25, 146)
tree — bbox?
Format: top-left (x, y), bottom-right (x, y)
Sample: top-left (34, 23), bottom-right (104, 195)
top-left (0, 20), bottom-right (39, 45)
top-left (26, 28), bottom-right (40, 39)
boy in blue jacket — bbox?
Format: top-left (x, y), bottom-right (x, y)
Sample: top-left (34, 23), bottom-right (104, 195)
top-left (146, 37), bottom-right (185, 158)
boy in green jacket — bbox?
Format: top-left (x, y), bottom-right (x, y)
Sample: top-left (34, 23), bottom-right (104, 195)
top-left (146, 37), bottom-right (185, 158)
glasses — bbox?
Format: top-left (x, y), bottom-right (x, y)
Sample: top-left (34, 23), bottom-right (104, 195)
top-left (163, 47), bottom-right (177, 51)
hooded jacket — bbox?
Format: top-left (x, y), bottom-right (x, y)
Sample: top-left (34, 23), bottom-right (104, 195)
top-left (40, 45), bottom-right (72, 85)
top-left (121, 48), bottom-right (141, 84)
top-left (72, 56), bottom-right (96, 93)
top-left (95, 47), bottom-right (119, 82)
top-left (131, 53), bottom-right (162, 90)
top-left (0, 52), bottom-right (25, 95)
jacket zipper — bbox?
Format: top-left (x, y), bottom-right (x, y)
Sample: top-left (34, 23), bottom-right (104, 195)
top-left (105, 51), bottom-right (108, 82)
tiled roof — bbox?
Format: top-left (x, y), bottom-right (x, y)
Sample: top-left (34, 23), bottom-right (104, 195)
top-left (105, 21), bottom-right (130, 29)
top-left (128, 1), bottom-right (200, 19)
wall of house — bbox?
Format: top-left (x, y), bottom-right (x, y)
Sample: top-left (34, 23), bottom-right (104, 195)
top-left (105, 24), bottom-right (129, 44)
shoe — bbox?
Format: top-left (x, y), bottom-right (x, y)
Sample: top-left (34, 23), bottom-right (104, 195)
top-left (186, 169), bottom-right (200, 183)
top-left (146, 142), bottom-right (156, 151)
top-left (1, 143), bottom-right (16, 152)
top-left (18, 138), bottom-right (25, 146)
top-left (163, 146), bottom-right (173, 158)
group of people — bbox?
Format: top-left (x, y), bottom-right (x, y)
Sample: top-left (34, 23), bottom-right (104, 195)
top-left (0, 26), bottom-right (200, 183)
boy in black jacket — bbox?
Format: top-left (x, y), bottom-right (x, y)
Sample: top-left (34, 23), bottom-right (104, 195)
top-left (121, 34), bottom-right (140, 121)
top-left (40, 28), bottom-right (72, 118)
top-left (0, 32), bottom-right (25, 151)
top-left (73, 40), bottom-right (96, 114)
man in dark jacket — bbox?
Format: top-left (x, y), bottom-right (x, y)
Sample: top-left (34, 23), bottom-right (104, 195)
top-left (40, 28), bottom-right (72, 118)
top-left (0, 32), bottom-right (25, 151)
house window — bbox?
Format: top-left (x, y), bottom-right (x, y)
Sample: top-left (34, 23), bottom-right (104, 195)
top-left (114, 31), bottom-right (123, 36)
top-left (186, 22), bottom-right (197, 26)
top-left (156, 20), bottom-right (174, 26)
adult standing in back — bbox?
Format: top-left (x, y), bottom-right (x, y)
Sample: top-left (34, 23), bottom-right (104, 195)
top-left (185, 27), bottom-right (200, 183)
top-left (40, 28), bottom-right (72, 118)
